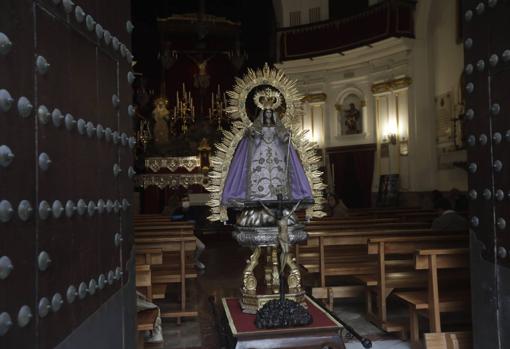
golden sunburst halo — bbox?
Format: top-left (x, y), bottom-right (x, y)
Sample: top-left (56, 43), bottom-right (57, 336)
top-left (225, 63), bottom-right (304, 127)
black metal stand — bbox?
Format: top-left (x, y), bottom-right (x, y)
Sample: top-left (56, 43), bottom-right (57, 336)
top-left (307, 294), bottom-right (372, 348)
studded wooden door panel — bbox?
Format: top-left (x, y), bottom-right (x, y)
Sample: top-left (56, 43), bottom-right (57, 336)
top-left (0, 0), bottom-right (135, 348)
top-left (0, 1), bottom-right (37, 348)
top-left (463, 0), bottom-right (510, 347)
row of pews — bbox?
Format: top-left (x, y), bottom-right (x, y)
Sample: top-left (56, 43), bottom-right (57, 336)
top-left (133, 214), bottom-right (198, 346)
top-left (299, 207), bottom-right (471, 348)
top-left (132, 206), bottom-right (471, 348)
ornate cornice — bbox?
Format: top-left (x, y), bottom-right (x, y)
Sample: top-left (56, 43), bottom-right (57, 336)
top-left (135, 174), bottom-right (205, 189)
top-left (302, 93), bottom-right (327, 103)
top-left (145, 156), bottom-right (201, 173)
top-left (371, 77), bottom-right (412, 94)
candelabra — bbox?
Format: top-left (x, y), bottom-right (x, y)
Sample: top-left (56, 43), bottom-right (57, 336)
top-left (172, 83), bottom-right (195, 134)
top-left (136, 118), bottom-right (152, 151)
top-left (209, 84), bottom-right (228, 130)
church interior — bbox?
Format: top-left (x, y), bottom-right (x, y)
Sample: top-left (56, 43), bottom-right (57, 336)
top-left (1, 0), bottom-right (509, 348)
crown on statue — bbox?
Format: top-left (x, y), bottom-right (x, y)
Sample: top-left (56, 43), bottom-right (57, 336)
top-left (253, 88), bottom-right (283, 111)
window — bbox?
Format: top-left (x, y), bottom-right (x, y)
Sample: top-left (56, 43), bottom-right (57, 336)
top-left (289, 11), bottom-right (301, 26)
top-left (309, 7), bottom-right (321, 23)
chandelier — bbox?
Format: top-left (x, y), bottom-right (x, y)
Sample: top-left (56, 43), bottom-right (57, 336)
top-left (172, 83), bottom-right (195, 134)
top-left (209, 84), bottom-right (228, 130)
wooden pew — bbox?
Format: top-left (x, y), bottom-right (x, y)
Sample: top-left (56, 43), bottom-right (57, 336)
top-left (135, 235), bottom-right (198, 322)
top-left (308, 221), bottom-right (430, 230)
top-left (136, 264), bottom-right (153, 300)
top-left (309, 211), bottom-right (437, 223)
top-left (134, 219), bottom-right (195, 291)
top-left (135, 248), bottom-right (166, 300)
top-left (306, 229), bottom-right (462, 309)
top-left (304, 228), bottom-right (463, 284)
top-left (136, 248), bottom-right (163, 266)
top-left (394, 248), bottom-right (470, 342)
top-left (424, 332), bottom-right (472, 349)
top-left (358, 234), bottom-right (468, 333)
top-left (306, 217), bottom-right (400, 225)
top-left (135, 229), bottom-right (194, 239)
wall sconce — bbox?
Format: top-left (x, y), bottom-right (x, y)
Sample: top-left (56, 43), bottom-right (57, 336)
top-left (382, 120), bottom-right (398, 145)
top-left (381, 133), bottom-right (397, 145)
top-left (387, 133), bottom-right (397, 145)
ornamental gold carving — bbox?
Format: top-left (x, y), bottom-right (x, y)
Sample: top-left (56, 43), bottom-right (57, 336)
top-left (302, 93), bottom-right (327, 103)
top-left (371, 77), bottom-right (412, 94)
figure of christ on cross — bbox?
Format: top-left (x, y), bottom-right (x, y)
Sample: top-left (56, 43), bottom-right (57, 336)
top-left (260, 194), bottom-right (302, 301)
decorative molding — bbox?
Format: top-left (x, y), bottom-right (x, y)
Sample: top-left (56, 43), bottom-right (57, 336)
top-left (302, 93), bottom-right (327, 103)
top-left (135, 174), bottom-right (206, 189)
top-left (371, 77), bottom-right (412, 94)
top-left (145, 156), bottom-right (201, 173)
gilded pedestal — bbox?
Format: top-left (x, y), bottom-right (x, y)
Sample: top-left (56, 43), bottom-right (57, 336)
top-left (234, 210), bottom-right (307, 313)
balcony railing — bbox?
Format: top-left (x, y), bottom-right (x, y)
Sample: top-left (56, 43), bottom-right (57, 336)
top-left (277, 0), bottom-right (415, 61)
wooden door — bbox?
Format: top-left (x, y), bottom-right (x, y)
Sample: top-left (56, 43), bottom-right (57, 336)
top-left (0, 1), bottom-right (135, 348)
top-left (463, 0), bottom-right (510, 347)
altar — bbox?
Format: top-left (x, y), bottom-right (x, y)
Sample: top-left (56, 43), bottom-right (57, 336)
top-left (221, 296), bottom-right (345, 349)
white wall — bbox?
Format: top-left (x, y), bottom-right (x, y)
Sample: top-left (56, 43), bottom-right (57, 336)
top-left (277, 38), bottom-right (413, 193)
top-left (277, 0), bottom-right (467, 195)
top-left (406, 0), bottom-right (467, 192)
top-left (273, 0), bottom-right (329, 27)
top-left (428, 0), bottom-right (467, 191)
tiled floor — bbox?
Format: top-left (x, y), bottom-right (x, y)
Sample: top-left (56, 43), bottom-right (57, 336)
top-left (151, 234), bottom-right (413, 349)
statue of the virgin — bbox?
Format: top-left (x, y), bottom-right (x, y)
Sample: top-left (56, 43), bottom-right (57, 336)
top-left (221, 87), bottom-right (313, 206)
top-left (207, 64), bottom-right (325, 222)
top-left (207, 64), bottom-right (326, 315)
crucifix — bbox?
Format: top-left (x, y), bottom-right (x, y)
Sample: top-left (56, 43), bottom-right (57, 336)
top-left (260, 194), bottom-right (302, 301)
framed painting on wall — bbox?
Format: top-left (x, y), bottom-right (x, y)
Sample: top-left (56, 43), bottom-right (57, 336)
top-left (376, 174), bottom-right (400, 207)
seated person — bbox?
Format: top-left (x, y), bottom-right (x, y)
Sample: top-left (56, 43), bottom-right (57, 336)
top-left (325, 193), bottom-right (348, 218)
top-left (170, 195), bottom-right (206, 270)
top-left (449, 188), bottom-right (469, 212)
top-left (431, 198), bottom-right (468, 231)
